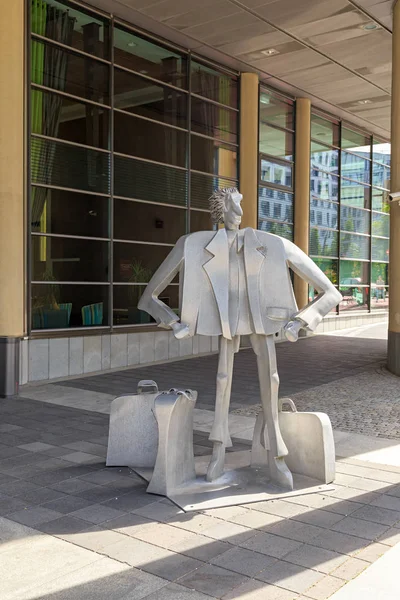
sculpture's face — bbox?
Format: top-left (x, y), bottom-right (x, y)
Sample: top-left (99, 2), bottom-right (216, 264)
top-left (224, 191), bottom-right (243, 230)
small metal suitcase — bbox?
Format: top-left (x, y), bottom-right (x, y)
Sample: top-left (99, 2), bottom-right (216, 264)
top-left (278, 398), bottom-right (335, 483)
top-left (252, 398), bottom-right (335, 484)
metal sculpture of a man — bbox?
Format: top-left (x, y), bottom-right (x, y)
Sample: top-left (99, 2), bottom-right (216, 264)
top-left (138, 189), bottom-right (341, 487)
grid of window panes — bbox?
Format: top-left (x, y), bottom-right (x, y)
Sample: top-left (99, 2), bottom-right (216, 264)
top-left (29, 0), bottom-right (238, 331)
top-left (309, 112), bottom-right (390, 313)
top-left (258, 88), bottom-right (294, 240)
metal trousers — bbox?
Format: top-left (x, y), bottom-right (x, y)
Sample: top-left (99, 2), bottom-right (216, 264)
top-left (209, 334), bottom-right (288, 459)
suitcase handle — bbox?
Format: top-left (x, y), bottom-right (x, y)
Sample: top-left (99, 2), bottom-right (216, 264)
top-left (137, 380), bottom-right (159, 394)
top-left (168, 388), bottom-right (195, 400)
top-left (279, 397), bottom-right (297, 413)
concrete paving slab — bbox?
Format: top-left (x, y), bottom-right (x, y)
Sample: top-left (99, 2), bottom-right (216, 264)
top-left (328, 541), bottom-right (400, 599)
top-left (15, 557), bottom-right (168, 600)
top-left (0, 518), bottom-right (103, 599)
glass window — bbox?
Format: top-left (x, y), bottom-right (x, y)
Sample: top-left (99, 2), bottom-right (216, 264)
top-left (114, 200), bottom-right (186, 244)
top-left (190, 210), bottom-right (213, 232)
top-left (308, 285), bottom-right (339, 310)
top-left (309, 110), bottom-right (390, 316)
top-left (114, 155), bottom-right (187, 206)
top-left (310, 172), bottom-right (339, 202)
top-left (371, 286), bottom-right (388, 308)
top-left (260, 158), bottom-right (292, 188)
top-left (113, 284), bottom-right (179, 326)
top-left (260, 92), bottom-right (294, 130)
top-left (371, 262), bottom-right (389, 286)
top-left (371, 188), bottom-right (390, 212)
top-left (340, 206), bottom-right (370, 235)
top-left (31, 40), bottom-right (110, 104)
top-left (372, 212), bottom-right (390, 238)
top-left (31, 236), bottom-right (109, 282)
top-left (373, 139), bottom-right (391, 166)
top-left (113, 242), bottom-right (172, 283)
top-left (191, 97), bottom-right (237, 143)
top-left (190, 172), bottom-right (237, 210)
top-left (29, 10), bottom-right (239, 331)
top-left (259, 124), bottom-right (293, 161)
top-left (258, 221), bottom-right (293, 240)
top-left (310, 201), bottom-right (338, 229)
top-left (31, 89), bottom-right (110, 149)
top-left (340, 232), bottom-right (370, 260)
top-left (31, 137), bottom-right (110, 194)
top-left (311, 143), bottom-right (339, 175)
top-left (340, 181), bottom-right (370, 209)
top-left (311, 258), bottom-right (338, 285)
top-left (371, 263), bottom-right (389, 307)
top-left (259, 188), bottom-right (293, 223)
top-left (31, 0), bottom-right (110, 59)
top-left (113, 68), bottom-right (188, 128)
top-left (341, 127), bottom-right (371, 155)
top-left (113, 26), bottom-right (187, 88)
top-left (32, 283), bottom-right (109, 328)
top-left (114, 112), bottom-right (187, 167)
top-left (372, 237), bottom-right (389, 262)
top-left (311, 114), bottom-right (339, 146)
top-left (191, 61), bottom-right (237, 108)
top-left (340, 260), bottom-right (370, 285)
top-left (372, 162), bottom-right (391, 189)
top-left (31, 187), bottom-right (109, 238)
top-left (191, 136), bottom-right (237, 178)
top-left (309, 228), bottom-right (338, 257)
top-left (339, 287), bottom-right (369, 312)
top-left (341, 152), bottom-right (370, 183)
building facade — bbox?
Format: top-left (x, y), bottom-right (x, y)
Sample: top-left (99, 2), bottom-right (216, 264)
top-left (0, 0), bottom-right (394, 393)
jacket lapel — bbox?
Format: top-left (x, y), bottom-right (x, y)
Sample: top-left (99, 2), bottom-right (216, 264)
top-left (244, 228), bottom-right (266, 334)
top-left (203, 229), bottom-right (231, 340)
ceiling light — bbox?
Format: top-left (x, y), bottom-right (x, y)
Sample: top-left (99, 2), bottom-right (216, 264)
top-left (261, 48), bottom-right (280, 57)
top-left (127, 41), bottom-right (137, 47)
top-left (357, 99), bottom-right (372, 105)
top-left (360, 22), bottom-right (380, 31)
top-left (260, 96), bottom-right (270, 105)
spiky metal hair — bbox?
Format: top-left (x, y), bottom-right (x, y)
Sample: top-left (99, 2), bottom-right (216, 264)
top-left (208, 187), bottom-right (239, 224)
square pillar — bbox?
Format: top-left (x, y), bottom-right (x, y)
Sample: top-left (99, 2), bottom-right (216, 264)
top-left (388, 0), bottom-right (400, 375)
top-left (239, 73), bottom-right (259, 229)
top-left (293, 98), bottom-right (311, 309)
top-left (0, 0), bottom-right (25, 395)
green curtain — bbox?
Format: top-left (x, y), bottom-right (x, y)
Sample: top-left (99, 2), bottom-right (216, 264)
top-left (31, 1), bottom-right (75, 227)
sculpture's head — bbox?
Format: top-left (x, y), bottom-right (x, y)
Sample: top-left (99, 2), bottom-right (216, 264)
top-left (209, 187), bottom-right (243, 230)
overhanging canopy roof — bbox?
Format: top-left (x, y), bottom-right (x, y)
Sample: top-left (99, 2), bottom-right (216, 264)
top-left (93, 0), bottom-right (394, 138)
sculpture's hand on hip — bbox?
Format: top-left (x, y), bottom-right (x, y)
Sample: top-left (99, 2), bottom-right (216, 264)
top-left (284, 319), bottom-right (303, 343)
top-left (171, 321), bottom-right (190, 340)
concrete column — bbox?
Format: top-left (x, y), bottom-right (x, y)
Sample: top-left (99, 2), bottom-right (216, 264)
top-left (293, 98), bottom-right (311, 309)
top-left (388, 0), bottom-right (400, 375)
top-left (0, 0), bottom-right (25, 394)
top-left (239, 73), bottom-right (259, 229)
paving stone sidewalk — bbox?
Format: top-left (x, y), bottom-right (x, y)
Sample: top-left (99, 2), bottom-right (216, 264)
top-left (53, 333), bottom-right (398, 440)
top-left (61, 335), bottom-right (387, 408)
top-left (1, 395), bottom-right (400, 599)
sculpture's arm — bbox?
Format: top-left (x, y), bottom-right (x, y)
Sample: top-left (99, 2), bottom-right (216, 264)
top-left (138, 235), bottom-right (187, 329)
top-left (282, 238), bottom-right (342, 332)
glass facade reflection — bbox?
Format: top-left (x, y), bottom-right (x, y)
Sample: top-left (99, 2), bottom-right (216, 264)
top-left (29, 0), bottom-right (238, 330)
top-left (310, 113), bottom-right (390, 312)
top-left (27, 1), bottom-right (391, 334)
top-left (258, 89), bottom-right (294, 239)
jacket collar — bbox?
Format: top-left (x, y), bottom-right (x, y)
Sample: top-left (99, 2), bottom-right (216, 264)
top-left (202, 228), bottom-right (268, 338)
top-left (203, 229), bottom-right (231, 339)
